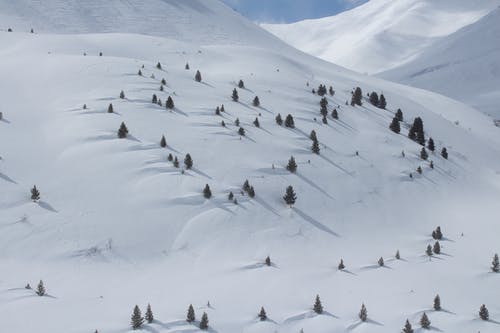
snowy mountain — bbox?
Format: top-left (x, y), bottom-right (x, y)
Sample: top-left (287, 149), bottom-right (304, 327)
top-left (1, 1), bottom-right (500, 333)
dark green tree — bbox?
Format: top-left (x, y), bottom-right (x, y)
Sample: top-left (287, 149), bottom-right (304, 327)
top-left (238, 127), bottom-right (245, 136)
top-left (420, 312), bottom-right (430, 329)
top-left (420, 147), bottom-right (428, 160)
top-left (378, 257), bottom-right (384, 266)
top-left (166, 96), bottom-right (175, 109)
top-left (156, 62), bottom-right (162, 70)
top-left (36, 280), bottom-right (45, 296)
top-left (433, 241), bottom-right (441, 255)
top-left (359, 304), bottom-right (367, 322)
top-left (313, 295), bottom-right (323, 314)
top-left (332, 108), bottom-right (338, 120)
top-left (426, 245), bottom-right (433, 256)
top-left (275, 113), bottom-right (283, 126)
top-left (441, 147), bottom-right (448, 159)
top-left (131, 305), bottom-right (144, 330)
top-left (312, 139), bottom-right (320, 155)
top-left (185, 63), bottom-right (190, 70)
top-left (161, 78), bottom-right (166, 85)
top-left (184, 154), bottom-right (193, 170)
top-left (203, 184), bottom-right (212, 199)
top-left (173, 156), bottom-right (179, 168)
top-left (120, 90), bottom-right (125, 99)
top-left (160, 135), bottom-right (167, 148)
top-left (390, 117), bottom-right (401, 133)
top-left (145, 304), bottom-right (154, 323)
top-left (200, 312), bottom-right (209, 330)
top-left (285, 114), bottom-right (295, 128)
top-left (433, 295), bottom-right (441, 311)
top-left (265, 256), bottom-right (271, 266)
top-left (395, 250), bottom-right (401, 260)
top-left (187, 304), bottom-right (195, 323)
top-left (479, 304), bottom-right (489, 321)
top-left (238, 80), bottom-right (245, 89)
top-left (378, 94), bottom-right (387, 109)
top-left (402, 320), bottom-right (414, 333)
top-left (235, 118), bottom-right (240, 127)
top-left (283, 185), bottom-right (297, 206)
top-left (253, 117), bottom-right (260, 128)
top-left (152, 94), bottom-right (158, 104)
top-left (259, 307), bottom-right (267, 321)
top-left (351, 87), bottom-right (363, 106)
top-left (107, 103), bottom-right (114, 113)
top-left (228, 191), bottom-right (234, 201)
top-left (427, 138), bottom-right (435, 152)
top-left (338, 259), bottom-right (345, 270)
top-left (168, 153), bottom-right (173, 162)
top-left (253, 96), bottom-right (260, 107)
top-left (310, 130), bottom-right (317, 141)
top-left (396, 108), bottom-right (403, 121)
top-left (232, 88), bottom-right (239, 102)
top-left (247, 186), bottom-right (255, 198)
top-left (195, 70), bottom-right (202, 82)
top-left (369, 92), bottom-right (379, 106)
top-left (491, 253), bottom-right (499, 273)
top-left (287, 156), bottom-right (297, 173)
top-left (31, 185), bottom-right (41, 201)
top-left (243, 180), bottom-right (250, 193)
top-left (118, 122), bottom-right (129, 138)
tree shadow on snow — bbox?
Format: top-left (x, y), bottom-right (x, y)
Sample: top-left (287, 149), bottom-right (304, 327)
top-left (347, 318), bottom-right (383, 331)
top-left (37, 201), bottom-right (58, 213)
top-left (0, 172), bottom-right (17, 184)
top-left (284, 310), bottom-right (338, 324)
top-left (292, 207), bottom-right (339, 237)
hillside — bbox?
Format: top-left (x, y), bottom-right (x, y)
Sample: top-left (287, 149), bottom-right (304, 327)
top-left (1, 1), bottom-right (500, 333)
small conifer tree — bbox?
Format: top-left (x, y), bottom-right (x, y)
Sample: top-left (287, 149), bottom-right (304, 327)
top-left (275, 113), bottom-right (283, 126)
top-left (238, 127), bottom-right (245, 136)
top-left (259, 307), bottom-right (267, 321)
top-left (238, 80), bottom-right (245, 89)
top-left (310, 130), bottom-right (318, 141)
top-left (31, 185), bottom-right (41, 201)
top-left (287, 156), bottom-right (297, 173)
top-left (161, 78), bottom-right (166, 85)
top-left (184, 154), bottom-right (193, 170)
top-left (378, 257), bottom-right (384, 267)
top-left (390, 117), bottom-right (401, 133)
top-left (369, 92), bottom-right (379, 106)
top-left (433, 241), bottom-right (441, 255)
top-left (138, 69), bottom-right (143, 76)
top-left (167, 153), bottom-right (173, 162)
top-left (322, 115), bottom-right (328, 124)
top-left (426, 245), bottom-right (433, 256)
top-left (83, 104), bottom-right (87, 110)
top-left (235, 118), bottom-right (240, 126)
top-left (285, 114), bottom-right (295, 128)
top-left (332, 109), bottom-right (338, 120)
top-left (187, 304), bottom-right (195, 323)
top-left (265, 256), bottom-right (271, 266)
top-left (215, 106), bottom-right (220, 115)
top-left (395, 250), bottom-right (401, 260)
top-left (199, 312), bottom-right (209, 330)
top-left (479, 304), bottom-right (489, 321)
top-left (156, 62), bottom-right (162, 70)
top-left (420, 312), bottom-right (430, 329)
top-left (118, 122), bottom-right (129, 138)
top-left (427, 138), bottom-right (435, 152)
top-left (417, 166), bottom-right (423, 174)
top-left (160, 135), bottom-right (167, 148)
top-left (441, 147), bottom-right (448, 159)
top-left (283, 185), bottom-right (297, 206)
top-left (185, 63), bottom-right (190, 70)
top-left (195, 70), bottom-right (202, 82)
top-left (25, 283), bottom-right (31, 290)
top-left (203, 184), bottom-right (212, 199)
top-left (221, 104), bottom-right (225, 112)
top-left (433, 295), bottom-right (441, 311)
top-left (402, 320), bottom-right (413, 333)
top-left (166, 96), bottom-right (175, 109)
top-left (36, 280), bottom-right (45, 296)
top-left (432, 226), bottom-right (443, 240)
top-left (152, 94), bottom-right (158, 104)
top-left (228, 191), bottom-right (234, 201)
top-left (221, 120), bottom-right (225, 127)
top-left (253, 117), bottom-right (260, 128)
top-left (131, 305), bottom-right (144, 330)
top-left (378, 94), bottom-right (387, 109)
top-left (248, 186), bottom-right (255, 198)
top-left (243, 180), bottom-right (250, 193)
top-left (173, 156), bottom-right (179, 168)
top-left (253, 96), bottom-right (260, 107)
top-left (108, 103), bottom-right (114, 113)
top-left (420, 148), bottom-right (429, 160)
top-left (232, 88), bottom-right (239, 102)
top-left (396, 108), bottom-right (403, 121)
top-left (359, 304), bottom-right (367, 322)
top-left (491, 253), bottom-right (499, 273)
top-left (313, 295), bottom-right (323, 314)
top-left (145, 304), bottom-right (154, 323)
top-left (312, 139), bottom-right (320, 155)
top-left (120, 90), bottom-right (125, 99)
top-left (351, 87), bottom-right (363, 106)
top-left (338, 259), bottom-right (345, 270)
top-left (329, 86), bottom-right (334, 96)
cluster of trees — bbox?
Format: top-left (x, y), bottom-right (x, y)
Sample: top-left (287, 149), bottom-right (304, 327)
top-left (351, 87), bottom-right (363, 106)
top-left (313, 84), bottom-right (334, 97)
top-left (242, 180), bottom-right (256, 198)
top-left (310, 130), bottom-right (320, 154)
top-left (368, 92), bottom-right (387, 109)
top-left (130, 304), bottom-right (209, 330)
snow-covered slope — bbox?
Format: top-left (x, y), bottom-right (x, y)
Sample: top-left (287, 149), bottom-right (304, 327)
top-left (262, 0), bottom-right (498, 74)
top-left (1, 2), bottom-right (500, 333)
top-left (380, 7), bottom-right (500, 118)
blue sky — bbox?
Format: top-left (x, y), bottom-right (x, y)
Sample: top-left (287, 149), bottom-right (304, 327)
top-left (222, 0), bottom-right (367, 23)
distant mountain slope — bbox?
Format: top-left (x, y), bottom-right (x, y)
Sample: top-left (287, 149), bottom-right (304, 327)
top-left (380, 7), bottom-right (500, 118)
top-left (262, 0), bottom-right (498, 74)
top-left (0, 0), bottom-right (281, 45)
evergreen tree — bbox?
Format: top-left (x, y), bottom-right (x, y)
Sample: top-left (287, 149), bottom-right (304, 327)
top-left (235, 118), bottom-right (240, 127)
top-left (417, 166), bottom-right (423, 174)
top-left (83, 104), bottom-right (87, 110)
top-left (108, 103), bottom-right (114, 113)
top-left (310, 130), bottom-right (318, 141)
top-left (120, 90), bottom-right (125, 99)
top-left (286, 156), bottom-right (297, 173)
top-left (228, 191), bottom-right (234, 201)
top-left (199, 312), bottom-right (209, 330)
top-left (283, 185), bottom-right (297, 206)
top-left (221, 120), bottom-right (226, 127)
top-left (402, 320), bottom-right (413, 333)
top-left (338, 259), bottom-right (345, 270)
top-left (243, 180), bottom-right (250, 193)
top-left (332, 109), bottom-right (338, 120)
top-left (275, 113), bottom-right (283, 126)
top-left (232, 88), bottom-right (239, 102)
top-left (166, 96), bottom-right (175, 109)
top-left (430, 161), bottom-right (434, 169)
top-left (253, 117), bottom-right (260, 128)
top-left (168, 153), bottom-right (173, 162)
top-left (317, 84), bottom-right (327, 96)
top-left (158, 98), bottom-right (162, 106)
top-left (313, 295), bottom-right (323, 314)
top-left (25, 283), bottom-right (31, 290)
top-left (351, 87), bottom-right (363, 106)
top-left (173, 156), bottom-right (179, 168)
top-left (152, 94), bottom-right (158, 104)
top-left (322, 115), bottom-right (328, 124)
top-left (253, 96), bottom-right (260, 107)
top-left (433, 295), bottom-right (441, 311)
top-left (426, 245), bottom-right (433, 256)
top-left (433, 241), bottom-right (441, 255)
top-left (427, 138), bottom-right (435, 152)
top-left (378, 257), bottom-right (384, 267)
top-left (185, 63), bottom-right (190, 70)
top-left (145, 304), bottom-right (154, 323)
top-left (420, 312), bottom-right (430, 329)
top-left (320, 97), bottom-right (328, 117)
top-left (479, 304), bottom-right (489, 321)
top-left (265, 256), bottom-right (271, 266)
top-left (203, 184), bottom-right (212, 199)
top-left (259, 307), bottom-right (267, 321)
top-left (441, 147), bottom-right (448, 159)
top-left (131, 305), bottom-right (144, 330)
top-left (195, 70), bottom-right (202, 82)
top-left (238, 80), bottom-right (245, 89)
top-left (31, 185), bottom-right (40, 201)
top-left (118, 122), bottom-right (129, 138)
top-left (138, 69), bottom-right (142, 76)
top-left (285, 114), bottom-right (295, 128)
top-left (378, 94), bottom-right (387, 109)
top-left (187, 304), bottom-right (196, 323)
top-left (160, 135), bottom-right (167, 148)
top-left (221, 104), bottom-right (225, 112)
top-left (160, 85), bottom-right (164, 92)
top-left (409, 117), bottom-right (425, 145)
top-left (389, 117), bottom-right (401, 133)
top-left (312, 139), bottom-right (320, 155)
top-left (247, 186), bottom-right (255, 198)
top-left (215, 106), bottom-right (220, 115)
top-left (396, 108), bottom-right (403, 121)
top-left (491, 253), bottom-right (499, 273)
top-left (184, 154), bottom-right (193, 170)
top-left (420, 147), bottom-right (428, 160)
top-left (36, 280), bottom-right (45, 296)
top-left (156, 62), bottom-right (162, 70)
top-left (329, 86), bottom-right (334, 96)
top-left (395, 250), bottom-right (401, 260)
top-left (432, 226), bottom-right (443, 240)
top-left (238, 127), bottom-right (245, 136)
top-left (161, 78), bottom-right (166, 85)
top-left (359, 304), bottom-right (367, 322)
top-left (369, 92), bottom-right (379, 106)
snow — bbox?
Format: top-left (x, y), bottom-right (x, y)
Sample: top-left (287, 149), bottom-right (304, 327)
top-left (1, 1), bottom-right (500, 333)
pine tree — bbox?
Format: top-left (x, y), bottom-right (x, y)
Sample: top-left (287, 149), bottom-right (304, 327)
top-left (429, 161), bottom-right (434, 169)
top-left (25, 283), bottom-right (31, 290)
top-left (441, 147), bottom-right (448, 159)
top-left (287, 156), bottom-right (297, 173)
top-left (200, 312), bottom-right (209, 330)
top-left (195, 70), bottom-right (202, 82)
top-left (275, 113), bottom-right (283, 126)
top-left (238, 127), bottom-right (245, 136)
top-left (221, 104), bottom-right (225, 112)
top-left (185, 63), bottom-right (190, 70)
top-left (417, 166), bottom-right (423, 174)
top-left (427, 138), bottom-right (435, 152)
top-left (313, 295), bottom-right (323, 314)
top-left (168, 153), bottom-right (173, 162)
top-left (243, 180), bottom-right (250, 193)
top-left (253, 96), bottom-right (260, 107)
top-left (119, 90), bottom-right (125, 99)
top-left (161, 78), bottom-right (166, 85)
top-left (409, 117), bottom-right (425, 145)
top-left (187, 304), bottom-right (196, 323)
top-left (402, 320), bottom-right (414, 333)
top-left (203, 184), bottom-right (212, 199)
top-left (432, 226), bottom-right (443, 240)
top-left (166, 96), bottom-right (175, 109)
top-left (235, 118), bottom-right (240, 127)
top-left (259, 307), bottom-right (267, 321)
top-left (285, 114), bottom-right (295, 128)
top-left (160, 85), bottom-right (164, 92)
top-left (378, 257), bottom-right (384, 267)
top-left (283, 185), bottom-right (297, 206)
top-left (310, 130), bottom-right (318, 141)
top-left (247, 186), bottom-right (255, 198)
top-left (395, 250), bottom-right (401, 260)
top-left (396, 108), bottom-right (403, 121)
top-left (332, 108), bottom-right (338, 120)
top-left (426, 244), bottom-right (433, 256)
top-left (31, 185), bottom-right (41, 201)
top-left (378, 94), bottom-right (387, 109)
top-left (433, 295), bottom-right (441, 311)
top-left (420, 312), bottom-right (430, 329)
top-left (118, 122), bottom-right (129, 138)
top-left (369, 92), bottom-right (379, 106)
top-left (182, 154), bottom-right (193, 170)
top-left (156, 62), bottom-right (162, 70)
top-left (36, 280), bottom-right (45, 296)
top-left (173, 156), bottom-right (179, 168)
top-left (145, 304), bottom-right (154, 323)
top-left (320, 97), bottom-right (328, 117)
top-left (253, 117), bottom-right (260, 128)
top-left (351, 87), bottom-right (363, 106)
top-left (83, 104), bottom-right (87, 110)
top-left (265, 256), bottom-right (271, 266)
top-left (108, 103), bottom-right (114, 113)
top-left (131, 305), bottom-right (144, 330)
top-left (238, 80), bottom-right (245, 89)
top-left (491, 253), bottom-right (499, 273)
top-left (232, 88), bottom-right (239, 102)
top-left (389, 117), bottom-right (401, 133)
top-left (152, 94), bottom-right (158, 104)
top-left (228, 191), bottom-right (234, 201)
top-left (322, 115), bottom-right (328, 124)
top-left (433, 241), bottom-right (441, 255)
top-left (160, 135), bottom-right (167, 148)
top-left (312, 139), bottom-right (320, 155)
top-left (420, 147), bottom-right (428, 160)
top-left (479, 304), bottom-right (489, 321)
top-left (359, 304), bottom-right (367, 322)
top-left (329, 86), bottom-right (334, 96)
top-left (338, 259), bottom-right (345, 270)
top-left (158, 98), bottom-right (162, 106)
top-left (215, 106), bottom-right (220, 115)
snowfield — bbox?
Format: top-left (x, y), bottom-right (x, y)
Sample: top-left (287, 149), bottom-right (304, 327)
top-left (1, 1), bottom-right (500, 333)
